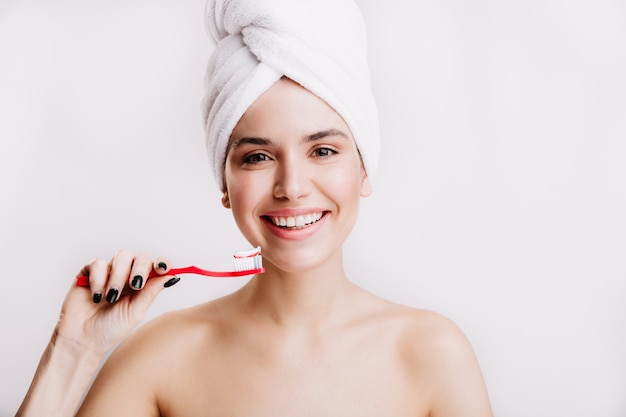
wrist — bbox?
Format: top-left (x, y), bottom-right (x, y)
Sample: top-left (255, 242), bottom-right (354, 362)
top-left (16, 330), bottom-right (105, 417)
top-left (51, 326), bottom-right (107, 363)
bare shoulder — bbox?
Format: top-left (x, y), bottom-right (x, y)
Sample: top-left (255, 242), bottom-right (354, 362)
top-left (361, 295), bottom-right (493, 417)
top-left (357, 291), bottom-right (470, 351)
top-left (78, 297), bottom-right (232, 416)
top-left (401, 308), bottom-right (493, 416)
top-left (119, 294), bottom-right (237, 361)
top-left (395, 306), bottom-right (473, 358)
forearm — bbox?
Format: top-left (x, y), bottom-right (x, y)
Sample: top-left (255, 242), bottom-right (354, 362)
top-left (16, 329), bottom-right (105, 417)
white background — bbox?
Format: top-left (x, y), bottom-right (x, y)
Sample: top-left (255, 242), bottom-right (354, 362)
top-left (1, 0), bottom-right (626, 415)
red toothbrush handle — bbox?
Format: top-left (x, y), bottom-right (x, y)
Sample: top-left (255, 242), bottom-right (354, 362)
top-left (75, 266), bottom-right (265, 287)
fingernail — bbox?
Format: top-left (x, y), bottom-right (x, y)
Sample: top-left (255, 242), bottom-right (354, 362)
top-left (106, 288), bottom-right (119, 304)
top-left (164, 276), bottom-right (180, 288)
top-left (157, 262), bottom-right (167, 271)
top-left (93, 292), bottom-right (102, 304)
top-left (131, 275), bottom-right (143, 289)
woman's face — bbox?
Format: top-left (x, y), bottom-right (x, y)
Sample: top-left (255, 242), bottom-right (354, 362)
top-left (223, 78), bottom-right (371, 273)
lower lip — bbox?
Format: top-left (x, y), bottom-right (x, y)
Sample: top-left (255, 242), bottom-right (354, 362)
top-left (263, 214), bottom-right (328, 240)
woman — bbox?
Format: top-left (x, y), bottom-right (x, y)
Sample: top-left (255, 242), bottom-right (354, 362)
top-left (17, 1), bottom-right (493, 415)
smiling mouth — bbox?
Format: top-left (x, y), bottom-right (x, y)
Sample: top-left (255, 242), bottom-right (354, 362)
top-left (265, 212), bottom-right (325, 229)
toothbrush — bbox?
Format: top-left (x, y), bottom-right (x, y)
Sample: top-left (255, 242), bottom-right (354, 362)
top-left (75, 246), bottom-right (264, 287)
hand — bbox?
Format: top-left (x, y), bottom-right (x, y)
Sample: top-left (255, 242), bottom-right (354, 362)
top-left (55, 250), bottom-right (179, 355)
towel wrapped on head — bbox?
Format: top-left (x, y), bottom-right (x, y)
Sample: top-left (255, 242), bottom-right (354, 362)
top-left (202, 0), bottom-right (380, 190)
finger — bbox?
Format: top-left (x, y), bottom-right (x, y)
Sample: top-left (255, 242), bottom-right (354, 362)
top-left (106, 249), bottom-right (134, 304)
top-left (128, 253), bottom-right (153, 290)
top-left (118, 255), bottom-right (173, 298)
top-left (153, 256), bottom-right (172, 275)
top-left (79, 258), bottom-right (109, 304)
top-left (128, 273), bottom-right (181, 318)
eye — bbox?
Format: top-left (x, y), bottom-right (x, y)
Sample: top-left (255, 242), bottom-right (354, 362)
top-left (311, 147), bottom-right (337, 158)
top-left (243, 152), bottom-right (272, 164)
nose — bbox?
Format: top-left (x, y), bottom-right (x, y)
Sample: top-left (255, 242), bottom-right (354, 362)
top-left (273, 156), bottom-right (311, 200)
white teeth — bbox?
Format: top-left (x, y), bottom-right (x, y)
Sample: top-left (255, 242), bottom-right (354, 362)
top-left (271, 212), bottom-right (324, 229)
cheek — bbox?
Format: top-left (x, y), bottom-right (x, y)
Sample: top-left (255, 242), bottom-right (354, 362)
top-left (225, 180), bottom-right (249, 210)
top-left (224, 171), bottom-right (267, 213)
top-left (223, 183), bottom-right (254, 234)
top-left (340, 157), bottom-right (367, 188)
top-left (320, 165), bottom-right (364, 201)
top-left (224, 162), bottom-right (247, 199)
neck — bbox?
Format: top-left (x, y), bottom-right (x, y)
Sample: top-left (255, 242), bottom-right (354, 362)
top-left (238, 252), bottom-right (357, 331)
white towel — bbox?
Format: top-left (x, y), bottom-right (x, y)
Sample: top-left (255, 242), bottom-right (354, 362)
top-left (202, 0), bottom-right (380, 190)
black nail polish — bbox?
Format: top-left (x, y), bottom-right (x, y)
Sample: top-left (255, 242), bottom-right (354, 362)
top-left (131, 275), bottom-right (143, 289)
top-left (157, 262), bottom-right (167, 271)
top-left (106, 288), bottom-right (119, 304)
top-left (93, 292), bottom-right (102, 304)
top-left (164, 276), bottom-right (180, 288)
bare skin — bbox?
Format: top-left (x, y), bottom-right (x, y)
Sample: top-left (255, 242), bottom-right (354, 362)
top-left (18, 79), bottom-right (493, 416)
top-left (16, 253), bottom-right (177, 417)
top-left (80, 280), bottom-right (491, 416)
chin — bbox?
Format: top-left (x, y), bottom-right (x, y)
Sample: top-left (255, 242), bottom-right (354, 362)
top-left (263, 245), bottom-right (341, 274)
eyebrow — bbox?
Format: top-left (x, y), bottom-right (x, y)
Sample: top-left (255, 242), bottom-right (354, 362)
top-left (306, 128), bottom-right (350, 142)
top-left (229, 128), bottom-right (350, 151)
top-left (229, 137), bottom-right (273, 151)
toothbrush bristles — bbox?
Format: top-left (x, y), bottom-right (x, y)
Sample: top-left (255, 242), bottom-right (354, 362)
top-left (233, 255), bottom-right (263, 272)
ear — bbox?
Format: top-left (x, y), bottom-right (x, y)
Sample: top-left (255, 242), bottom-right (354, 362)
top-left (360, 173), bottom-right (372, 197)
top-left (221, 190), bottom-right (231, 208)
